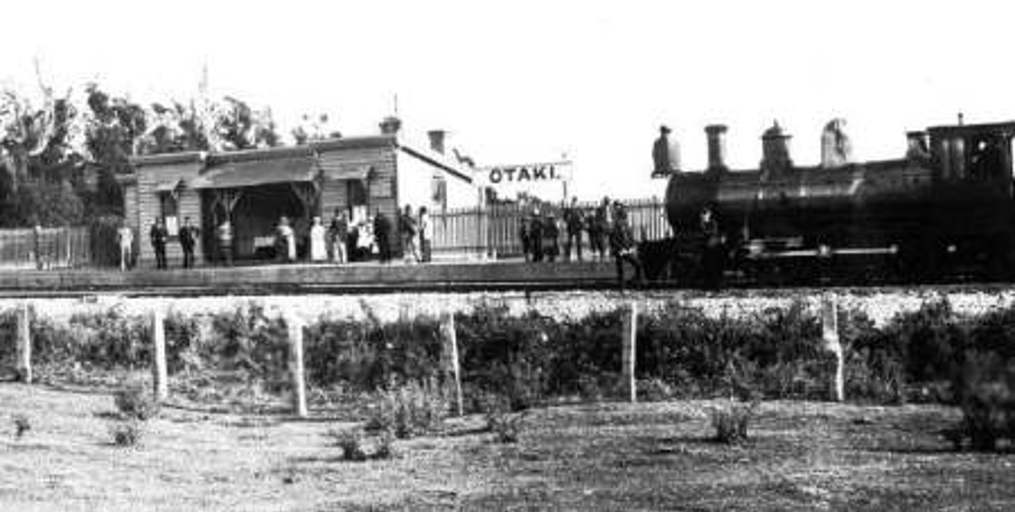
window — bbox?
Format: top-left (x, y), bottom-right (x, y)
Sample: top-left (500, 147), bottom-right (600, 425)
top-left (347, 179), bottom-right (367, 208)
top-left (431, 176), bottom-right (447, 210)
top-left (159, 192), bottom-right (179, 236)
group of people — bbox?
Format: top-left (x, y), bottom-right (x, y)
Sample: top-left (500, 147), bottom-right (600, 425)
top-left (267, 205), bottom-right (430, 265)
top-left (122, 204), bottom-right (435, 271)
top-left (519, 196), bottom-right (645, 285)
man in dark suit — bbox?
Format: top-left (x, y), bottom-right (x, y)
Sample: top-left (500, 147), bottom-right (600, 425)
top-left (150, 219), bottom-right (168, 270)
top-left (178, 216), bottom-right (199, 269)
top-left (373, 209), bottom-right (393, 263)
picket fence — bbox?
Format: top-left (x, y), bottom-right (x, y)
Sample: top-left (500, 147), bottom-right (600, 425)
top-left (430, 198), bottom-right (671, 260)
top-left (0, 227), bottom-right (93, 269)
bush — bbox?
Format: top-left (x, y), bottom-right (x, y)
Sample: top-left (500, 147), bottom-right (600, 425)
top-left (303, 310), bottom-right (443, 392)
top-left (110, 420), bottom-right (143, 447)
top-left (329, 428), bottom-right (367, 461)
top-left (480, 393), bottom-right (525, 443)
top-left (948, 351), bottom-right (1015, 451)
top-left (457, 306), bottom-right (553, 411)
top-left (114, 385), bottom-right (160, 421)
top-left (366, 378), bottom-right (448, 439)
top-left (710, 401), bottom-right (758, 444)
top-left (12, 414), bottom-right (30, 440)
top-left (638, 377), bottom-right (675, 402)
top-left (374, 430), bottom-right (396, 459)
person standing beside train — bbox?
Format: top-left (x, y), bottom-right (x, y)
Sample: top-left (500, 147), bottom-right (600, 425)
top-left (563, 196), bottom-right (585, 262)
top-left (610, 201), bottom-right (644, 288)
top-left (699, 204), bottom-right (724, 289)
top-left (591, 197), bottom-right (613, 262)
top-left (542, 212), bottom-right (560, 262)
top-left (529, 207), bottom-right (544, 262)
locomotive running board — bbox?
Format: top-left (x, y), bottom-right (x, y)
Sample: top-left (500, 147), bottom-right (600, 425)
top-left (746, 245), bottom-right (899, 259)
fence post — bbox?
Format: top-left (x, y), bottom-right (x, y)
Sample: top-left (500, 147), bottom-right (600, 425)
top-left (16, 303), bottom-right (31, 384)
top-left (440, 312), bottom-right (464, 417)
top-left (151, 309), bottom-right (168, 402)
top-left (287, 311), bottom-right (308, 418)
top-left (621, 302), bottom-right (638, 403)
top-left (822, 294), bottom-right (845, 402)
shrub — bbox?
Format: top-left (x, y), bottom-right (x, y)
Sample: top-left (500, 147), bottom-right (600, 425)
top-left (114, 385), bottom-right (160, 421)
top-left (164, 311), bottom-right (202, 375)
top-left (374, 429), bottom-right (396, 459)
top-left (303, 311), bottom-right (444, 392)
top-left (110, 420), bottom-right (143, 447)
top-left (366, 378), bottom-right (448, 439)
top-left (637, 377), bottom-right (675, 402)
top-left (710, 401), bottom-right (758, 444)
top-left (329, 428), bottom-right (367, 461)
top-left (481, 393), bottom-right (525, 443)
top-left (457, 306), bottom-right (554, 411)
top-left (948, 351), bottom-right (1015, 451)
top-left (12, 414), bottom-right (30, 440)
top-left (209, 303), bottom-right (289, 379)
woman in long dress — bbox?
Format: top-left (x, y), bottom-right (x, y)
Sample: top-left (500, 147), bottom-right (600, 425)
top-left (309, 216), bottom-right (327, 262)
top-left (277, 216), bottom-right (297, 263)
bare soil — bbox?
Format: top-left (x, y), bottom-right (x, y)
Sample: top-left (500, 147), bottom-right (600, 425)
top-left (1, 384), bottom-right (1013, 511)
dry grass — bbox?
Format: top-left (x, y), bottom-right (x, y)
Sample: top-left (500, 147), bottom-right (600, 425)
top-left (1, 384), bottom-right (1014, 511)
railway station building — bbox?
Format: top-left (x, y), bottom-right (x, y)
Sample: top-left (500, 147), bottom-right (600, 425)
top-left (121, 116), bottom-right (480, 266)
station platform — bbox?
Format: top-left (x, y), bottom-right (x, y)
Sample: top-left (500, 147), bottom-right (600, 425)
top-left (0, 259), bottom-right (620, 296)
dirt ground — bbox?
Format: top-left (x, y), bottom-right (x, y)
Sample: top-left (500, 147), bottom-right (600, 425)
top-left (1, 384), bottom-right (1013, 511)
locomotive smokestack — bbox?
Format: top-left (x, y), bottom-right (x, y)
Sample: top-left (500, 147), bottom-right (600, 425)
top-left (705, 124), bottom-right (728, 171)
top-left (761, 121), bottom-right (793, 179)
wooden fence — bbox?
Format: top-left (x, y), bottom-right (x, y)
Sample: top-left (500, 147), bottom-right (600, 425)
top-left (0, 227), bottom-right (93, 269)
top-left (431, 198), bottom-right (671, 260)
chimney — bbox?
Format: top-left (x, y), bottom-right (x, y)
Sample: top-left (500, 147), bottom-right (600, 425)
top-left (379, 116), bottom-right (402, 135)
top-left (705, 124), bottom-right (728, 171)
top-left (427, 130), bottom-right (446, 154)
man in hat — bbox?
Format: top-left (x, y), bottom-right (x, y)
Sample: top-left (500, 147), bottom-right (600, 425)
top-left (610, 201), bottom-right (644, 289)
top-left (563, 196), bottom-right (585, 262)
top-left (652, 125), bottom-right (677, 178)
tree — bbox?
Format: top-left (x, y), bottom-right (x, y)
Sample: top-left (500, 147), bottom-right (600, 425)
top-left (82, 83), bottom-right (149, 216)
top-left (292, 113), bottom-right (340, 145)
top-left (214, 96), bottom-right (281, 150)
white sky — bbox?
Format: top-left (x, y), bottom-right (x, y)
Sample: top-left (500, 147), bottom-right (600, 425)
top-left (3, 0), bottom-right (1015, 200)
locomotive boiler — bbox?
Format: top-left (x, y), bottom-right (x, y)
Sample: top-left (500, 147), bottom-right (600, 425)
top-left (653, 118), bottom-right (1015, 285)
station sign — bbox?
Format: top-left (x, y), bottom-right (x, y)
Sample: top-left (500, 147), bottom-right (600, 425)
top-left (479, 160), bottom-right (573, 199)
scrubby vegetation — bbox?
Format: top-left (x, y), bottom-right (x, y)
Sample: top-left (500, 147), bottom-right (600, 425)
top-left (8, 296), bottom-right (1015, 450)
top-left (113, 385), bottom-right (160, 421)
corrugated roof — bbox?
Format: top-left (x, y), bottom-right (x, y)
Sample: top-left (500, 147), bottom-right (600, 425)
top-left (190, 156), bottom-right (317, 189)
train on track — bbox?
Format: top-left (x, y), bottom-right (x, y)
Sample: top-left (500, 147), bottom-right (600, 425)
top-left (641, 118), bottom-right (1015, 287)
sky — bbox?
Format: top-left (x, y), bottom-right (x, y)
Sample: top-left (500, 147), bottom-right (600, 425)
top-left (3, 0), bottom-right (1015, 200)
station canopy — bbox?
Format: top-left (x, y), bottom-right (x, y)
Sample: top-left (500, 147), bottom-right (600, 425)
top-left (189, 156), bottom-right (318, 189)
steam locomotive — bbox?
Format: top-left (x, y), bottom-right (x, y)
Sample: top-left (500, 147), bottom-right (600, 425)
top-left (643, 118), bottom-right (1015, 286)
